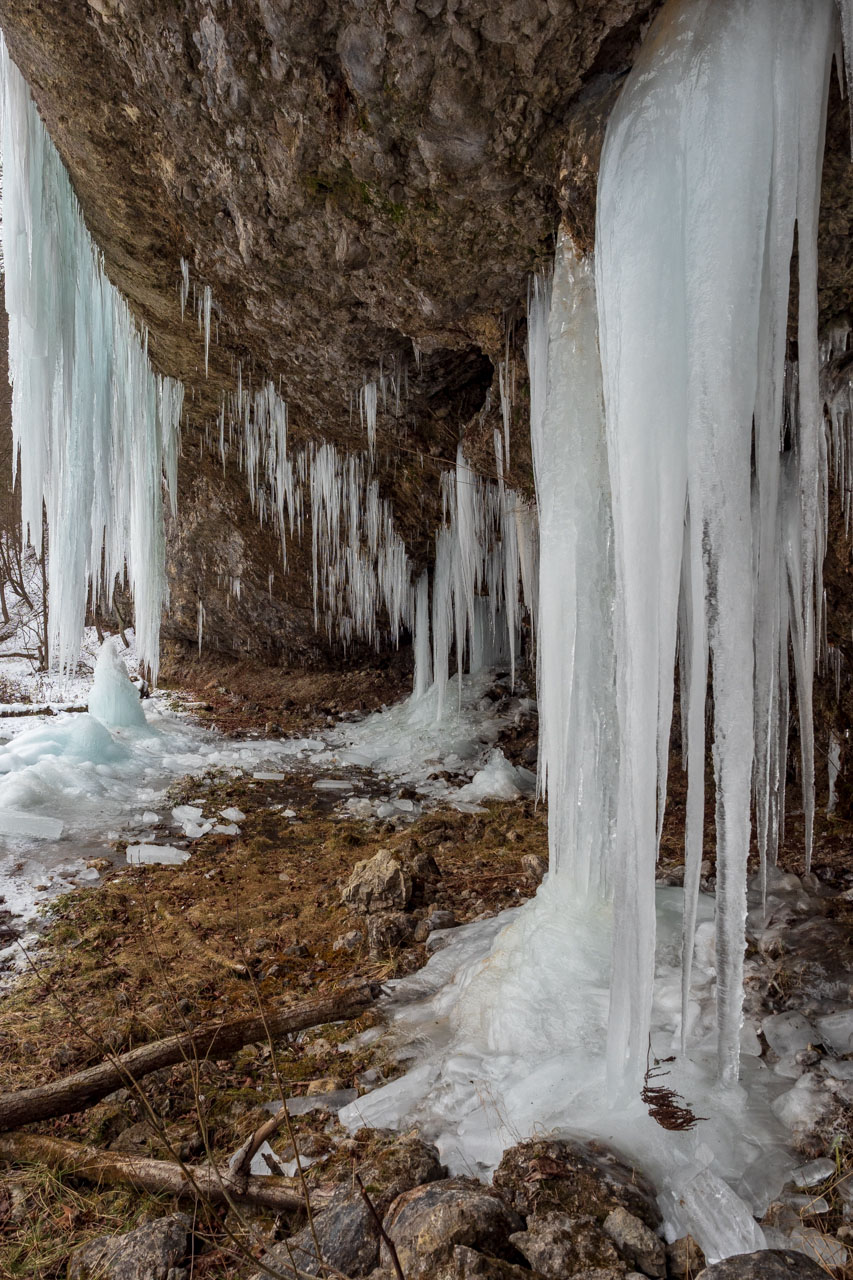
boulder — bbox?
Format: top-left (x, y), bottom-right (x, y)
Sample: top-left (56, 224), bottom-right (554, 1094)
top-left (603, 1208), bottom-right (665, 1277)
top-left (342, 850), bottom-right (412, 914)
top-left (381, 1177), bottom-right (525, 1278)
top-left (494, 1139), bottom-right (661, 1229)
top-left (510, 1212), bottom-right (622, 1276)
top-left (253, 1135), bottom-right (444, 1279)
top-left (695, 1250), bottom-right (828, 1280)
top-left (68, 1214), bottom-right (191, 1280)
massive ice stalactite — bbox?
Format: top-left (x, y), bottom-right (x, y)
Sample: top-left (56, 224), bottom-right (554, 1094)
top-left (0, 35), bottom-right (183, 679)
top-left (595, 0), bottom-right (837, 1086)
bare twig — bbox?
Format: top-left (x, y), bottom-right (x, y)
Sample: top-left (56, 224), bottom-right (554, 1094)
top-left (355, 1173), bottom-right (406, 1280)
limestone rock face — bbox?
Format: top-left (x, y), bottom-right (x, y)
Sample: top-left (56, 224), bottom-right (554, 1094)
top-left (0, 1), bottom-right (850, 661)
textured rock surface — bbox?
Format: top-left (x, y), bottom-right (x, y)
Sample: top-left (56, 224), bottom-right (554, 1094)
top-left (381, 1176), bottom-right (525, 1277)
top-left (67, 1213), bottom-right (190, 1280)
top-left (0, 0), bottom-right (661, 658)
top-left (510, 1211), bottom-right (622, 1277)
top-left (603, 1207), bottom-right (666, 1277)
top-left (493, 1138), bottom-right (661, 1229)
top-left (342, 848), bottom-right (413, 913)
top-left (0, 2), bottom-right (849, 663)
top-left (695, 1250), bottom-right (828, 1280)
top-left (255, 1134), bottom-right (445, 1278)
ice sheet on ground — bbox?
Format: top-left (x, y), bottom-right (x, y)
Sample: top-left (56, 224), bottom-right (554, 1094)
top-left (312, 778), bottom-right (353, 791)
top-left (339, 878), bottom-right (806, 1261)
top-left (324, 673), bottom-right (524, 798)
top-left (126, 844), bottom-right (190, 866)
top-left (0, 810), bottom-right (64, 839)
top-left (213, 823), bottom-right (240, 835)
top-left (253, 771), bottom-right (285, 781)
top-left (219, 807), bottom-right (245, 822)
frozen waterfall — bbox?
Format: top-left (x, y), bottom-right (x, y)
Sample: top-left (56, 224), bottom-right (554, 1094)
top-left (596, 0), bottom-right (837, 1088)
top-left (0, 36), bottom-right (183, 680)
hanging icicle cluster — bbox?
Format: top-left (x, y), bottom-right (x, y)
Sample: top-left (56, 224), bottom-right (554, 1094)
top-left (585, 0), bottom-right (839, 1089)
top-left (0, 35), bottom-right (183, 679)
top-left (425, 446), bottom-right (536, 718)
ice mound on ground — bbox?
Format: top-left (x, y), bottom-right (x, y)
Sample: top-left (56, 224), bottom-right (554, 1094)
top-left (455, 749), bottom-right (535, 803)
top-left (88, 639), bottom-right (148, 730)
top-left (340, 880), bottom-right (798, 1261)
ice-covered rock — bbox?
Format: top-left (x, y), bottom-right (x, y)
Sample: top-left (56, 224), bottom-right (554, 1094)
top-left (87, 640), bottom-right (147, 730)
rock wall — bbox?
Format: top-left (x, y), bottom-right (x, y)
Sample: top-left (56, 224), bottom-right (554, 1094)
top-left (0, 1), bottom-right (850, 661)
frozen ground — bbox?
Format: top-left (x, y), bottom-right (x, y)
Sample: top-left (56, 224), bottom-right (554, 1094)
top-left (0, 638), bottom-right (847, 1262)
top-left (0, 642), bottom-right (534, 972)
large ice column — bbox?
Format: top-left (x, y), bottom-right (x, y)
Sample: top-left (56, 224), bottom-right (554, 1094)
top-left (529, 233), bottom-right (616, 896)
top-left (596, 0), bottom-right (836, 1087)
top-left (0, 36), bottom-right (183, 680)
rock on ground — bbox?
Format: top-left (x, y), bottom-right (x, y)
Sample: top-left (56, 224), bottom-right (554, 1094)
top-left (253, 1134), bottom-right (445, 1279)
top-left (381, 1177), bottom-right (524, 1278)
top-left (493, 1138), bottom-right (661, 1229)
top-left (510, 1212), bottom-right (622, 1277)
top-left (67, 1214), bottom-right (191, 1280)
top-left (342, 849), bottom-right (413, 914)
top-left (603, 1207), bottom-right (666, 1277)
top-left (696, 1251), bottom-right (829, 1280)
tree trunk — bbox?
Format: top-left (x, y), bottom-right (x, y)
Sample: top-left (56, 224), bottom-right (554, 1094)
top-left (0, 983), bottom-right (377, 1132)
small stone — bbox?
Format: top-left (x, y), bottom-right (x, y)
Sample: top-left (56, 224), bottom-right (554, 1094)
top-left (284, 942), bottom-right (309, 957)
top-left (667, 1235), bottom-right (706, 1278)
top-left (367, 910), bottom-right (416, 954)
top-left (428, 908), bottom-right (456, 929)
top-left (382, 1177), bottom-right (524, 1278)
top-left (695, 1248), bottom-right (828, 1280)
top-left (333, 929), bottom-right (363, 952)
top-left (306, 1077), bottom-right (345, 1095)
top-left (521, 853), bottom-right (548, 885)
top-left (603, 1207), bottom-right (666, 1277)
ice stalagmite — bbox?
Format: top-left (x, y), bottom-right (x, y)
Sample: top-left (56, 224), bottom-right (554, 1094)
top-left (596, 0), bottom-right (837, 1086)
top-left (0, 35), bottom-right (183, 679)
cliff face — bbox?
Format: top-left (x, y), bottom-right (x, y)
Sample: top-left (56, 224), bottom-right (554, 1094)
top-left (0, 0), bottom-right (850, 660)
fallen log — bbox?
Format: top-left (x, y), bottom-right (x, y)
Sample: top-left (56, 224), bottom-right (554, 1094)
top-left (0, 1131), bottom-right (333, 1214)
top-left (0, 703), bottom-right (87, 718)
top-left (0, 983), bottom-right (377, 1133)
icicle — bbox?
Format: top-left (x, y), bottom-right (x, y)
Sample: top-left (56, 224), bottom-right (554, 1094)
top-left (596, 0), bottom-right (837, 1088)
top-left (180, 258), bottom-right (190, 321)
top-left (202, 285), bottom-right (212, 377)
top-left (197, 599), bottom-right (205, 654)
top-left (0, 36), bottom-right (184, 680)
